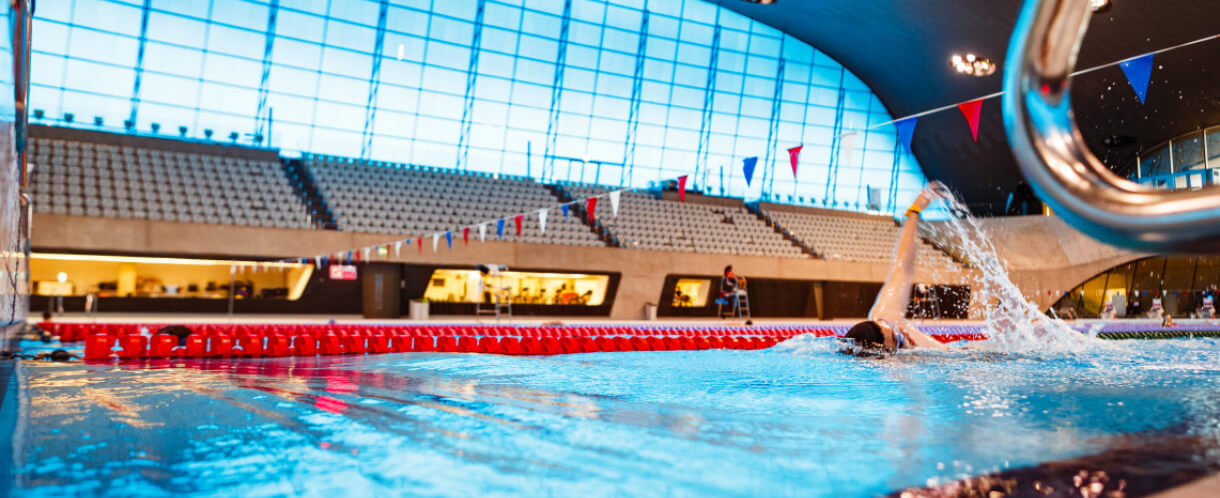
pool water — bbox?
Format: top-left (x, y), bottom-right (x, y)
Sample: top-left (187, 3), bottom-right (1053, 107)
top-left (8, 335), bottom-right (1220, 496)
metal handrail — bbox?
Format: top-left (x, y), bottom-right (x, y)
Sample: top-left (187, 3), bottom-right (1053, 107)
top-left (10, 0), bottom-right (33, 189)
top-left (1003, 0), bottom-right (1220, 252)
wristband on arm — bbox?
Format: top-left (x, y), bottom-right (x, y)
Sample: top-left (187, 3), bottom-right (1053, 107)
top-left (905, 202), bottom-right (923, 217)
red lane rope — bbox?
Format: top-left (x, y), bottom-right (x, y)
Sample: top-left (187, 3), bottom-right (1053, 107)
top-left (59, 322), bottom-right (840, 361)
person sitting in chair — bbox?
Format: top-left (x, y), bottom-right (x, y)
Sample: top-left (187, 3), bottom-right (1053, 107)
top-left (719, 266), bottom-right (747, 308)
top-left (844, 183), bottom-right (951, 353)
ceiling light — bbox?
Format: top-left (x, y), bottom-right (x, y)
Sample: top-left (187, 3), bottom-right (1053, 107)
top-left (1090, 0), bottom-right (1112, 13)
top-left (951, 53), bottom-right (997, 77)
top-left (741, 0), bottom-right (778, 4)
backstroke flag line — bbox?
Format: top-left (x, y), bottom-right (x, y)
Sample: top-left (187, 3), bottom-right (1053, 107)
top-left (1119, 53), bottom-right (1155, 105)
top-left (957, 99), bottom-right (984, 142)
top-left (742, 157), bottom-right (758, 187)
top-left (787, 146), bottom-right (802, 177)
top-left (895, 117), bottom-right (918, 155)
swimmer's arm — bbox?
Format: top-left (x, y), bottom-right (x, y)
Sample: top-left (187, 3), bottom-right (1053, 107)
top-left (868, 188), bottom-right (935, 323)
top-left (899, 322), bottom-right (949, 350)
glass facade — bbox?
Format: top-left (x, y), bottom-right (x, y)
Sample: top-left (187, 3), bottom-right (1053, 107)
top-left (31, 0), bottom-right (929, 214)
top-left (1126, 126), bottom-right (1220, 191)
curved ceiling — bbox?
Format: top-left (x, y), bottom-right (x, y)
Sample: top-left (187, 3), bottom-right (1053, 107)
top-left (710, 0), bottom-right (1220, 215)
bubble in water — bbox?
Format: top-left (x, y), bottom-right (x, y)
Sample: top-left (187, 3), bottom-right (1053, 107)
top-left (922, 193), bottom-right (1100, 353)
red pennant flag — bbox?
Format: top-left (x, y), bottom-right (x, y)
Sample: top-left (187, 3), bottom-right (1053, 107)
top-left (677, 175), bottom-right (688, 202)
top-left (957, 99), bottom-right (984, 143)
top-left (514, 215), bottom-right (523, 236)
top-left (353, 250), bottom-right (361, 264)
top-left (417, 237), bottom-right (422, 253)
top-left (586, 197), bottom-right (598, 220)
top-left (463, 227), bottom-right (469, 245)
top-left (787, 146), bottom-right (803, 177)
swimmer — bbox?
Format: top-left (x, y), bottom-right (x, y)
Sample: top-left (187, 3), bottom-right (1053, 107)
top-left (844, 183), bottom-right (950, 353)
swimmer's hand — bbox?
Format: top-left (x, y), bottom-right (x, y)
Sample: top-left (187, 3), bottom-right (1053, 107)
top-left (906, 182), bottom-right (951, 216)
top-left (926, 181), bottom-right (952, 200)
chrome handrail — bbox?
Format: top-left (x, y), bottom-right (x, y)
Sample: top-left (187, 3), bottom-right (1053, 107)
top-left (10, 0), bottom-right (33, 189)
top-left (1003, 0), bottom-right (1220, 252)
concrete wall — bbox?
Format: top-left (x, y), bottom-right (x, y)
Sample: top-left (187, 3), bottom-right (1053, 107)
top-left (35, 213), bottom-right (1155, 316)
top-left (33, 213), bottom-right (981, 319)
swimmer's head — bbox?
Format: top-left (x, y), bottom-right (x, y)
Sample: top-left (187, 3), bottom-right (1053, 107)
top-left (845, 320), bottom-right (885, 349)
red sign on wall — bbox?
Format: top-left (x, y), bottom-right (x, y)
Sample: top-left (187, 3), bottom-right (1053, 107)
top-left (329, 265), bottom-right (357, 280)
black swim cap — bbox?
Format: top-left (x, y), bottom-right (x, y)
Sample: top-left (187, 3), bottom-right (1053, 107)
top-left (845, 320), bottom-right (885, 348)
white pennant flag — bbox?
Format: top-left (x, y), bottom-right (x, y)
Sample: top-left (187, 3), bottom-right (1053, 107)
top-left (478, 222), bottom-right (487, 242)
top-left (230, 264), bottom-right (236, 275)
top-left (839, 131), bottom-right (858, 168)
top-left (394, 241), bottom-right (402, 257)
top-left (609, 190), bottom-right (621, 216)
top-left (432, 233), bottom-right (439, 252)
top-left (538, 209), bottom-right (548, 233)
top-left (362, 247), bottom-right (370, 261)
top-left (313, 257), bottom-right (321, 269)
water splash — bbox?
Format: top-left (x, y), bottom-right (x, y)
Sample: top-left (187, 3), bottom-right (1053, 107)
top-left (922, 193), bottom-right (1098, 353)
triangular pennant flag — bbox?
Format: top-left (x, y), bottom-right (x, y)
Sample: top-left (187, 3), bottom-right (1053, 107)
top-left (230, 264), bottom-right (236, 275)
top-left (345, 251), bottom-right (352, 265)
top-left (313, 257), bottom-right (321, 269)
top-left (1119, 53), bottom-right (1154, 105)
top-left (561, 204), bottom-right (570, 218)
top-left (478, 222), bottom-right (487, 242)
top-left (586, 197), bottom-right (598, 221)
top-left (895, 117), bottom-right (918, 155)
top-left (497, 219), bottom-right (505, 240)
top-left (514, 214), bottom-right (524, 236)
top-left (677, 175), bottom-right (688, 202)
top-left (742, 157), bottom-right (758, 187)
top-left (416, 237), bottom-right (422, 253)
top-left (957, 99), bottom-right (984, 142)
top-left (839, 132), bottom-right (857, 168)
top-left (787, 146), bottom-right (803, 177)
top-left (445, 231), bottom-right (452, 249)
top-left (538, 209), bottom-right (548, 233)
top-left (357, 248), bottom-right (365, 263)
top-left (432, 233), bottom-right (439, 252)
top-left (394, 241), bottom-right (402, 257)
top-left (609, 191), bottom-right (620, 216)
top-left (463, 227), bottom-right (470, 245)
top-left (322, 255), bottom-right (328, 267)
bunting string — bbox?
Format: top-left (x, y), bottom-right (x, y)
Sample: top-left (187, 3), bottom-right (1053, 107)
top-left (846, 33), bottom-right (1220, 136)
top-left (267, 180), bottom-right (684, 268)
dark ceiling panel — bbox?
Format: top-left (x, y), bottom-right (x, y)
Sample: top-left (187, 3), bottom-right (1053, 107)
top-left (710, 0), bottom-right (1220, 214)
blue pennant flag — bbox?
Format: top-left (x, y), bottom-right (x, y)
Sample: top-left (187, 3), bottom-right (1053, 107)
top-left (322, 255), bottom-right (328, 267)
top-left (445, 231), bottom-right (453, 249)
top-left (895, 117), bottom-right (918, 155)
top-left (496, 219), bottom-right (505, 240)
top-left (1119, 54), bottom-right (1154, 105)
top-left (742, 157), bottom-right (758, 187)
top-left (345, 251), bottom-right (352, 265)
top-left (561, 204), bottom-right (569, 218)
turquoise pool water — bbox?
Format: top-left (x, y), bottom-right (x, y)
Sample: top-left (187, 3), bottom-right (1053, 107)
top-left (7, 335), bottom-right (1220, 496)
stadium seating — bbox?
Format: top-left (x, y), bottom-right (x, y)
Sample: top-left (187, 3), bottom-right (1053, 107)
top-left (305, 154), bottom-right (604, 246)
top-left (561, 184), bottom-right (807, 258)
top-left (24, 130), bottom-right (962, 266)
top-left (763, 207), bottom-right (961, 270)
top-left (27, 136), bottom-right (313, 229)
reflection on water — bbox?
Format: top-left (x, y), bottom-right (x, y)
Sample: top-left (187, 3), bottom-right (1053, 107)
top-left (11, 338), bottom-right (1220, 496)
